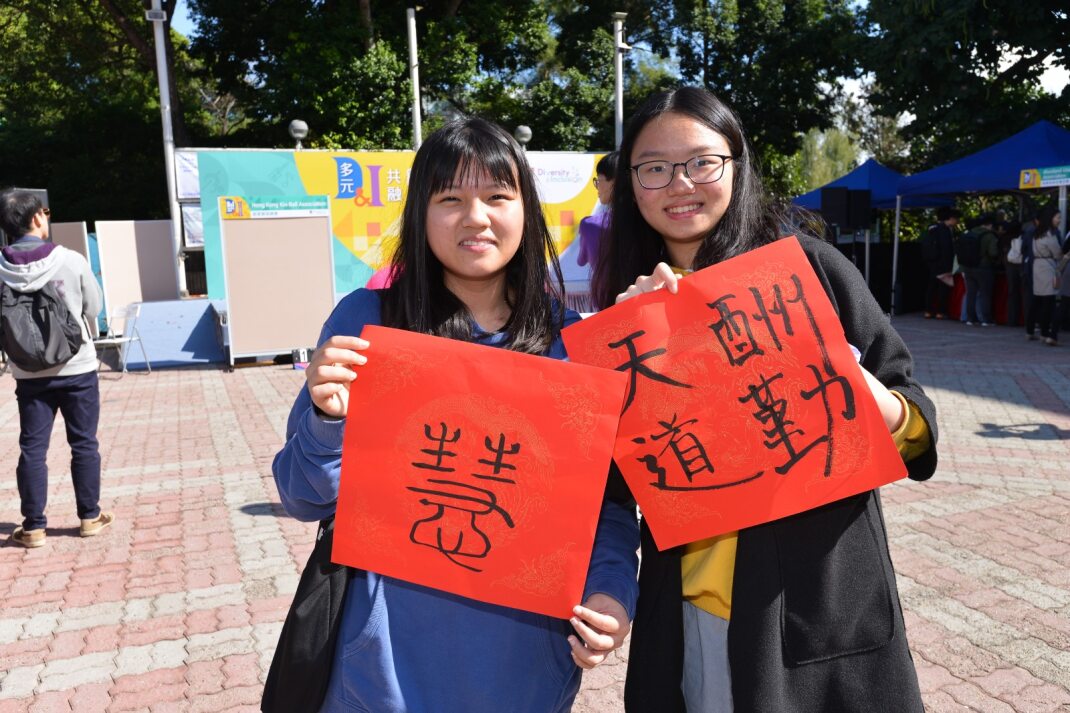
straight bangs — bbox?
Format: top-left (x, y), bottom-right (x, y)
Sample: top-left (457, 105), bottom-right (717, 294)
top-left (424, 128), bottom-right (521, 197)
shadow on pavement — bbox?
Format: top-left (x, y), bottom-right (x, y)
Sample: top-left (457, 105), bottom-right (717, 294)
top-left (976, 421), bottom-right (1070, 440)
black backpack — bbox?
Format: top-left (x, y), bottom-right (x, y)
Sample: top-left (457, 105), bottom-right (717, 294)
top-left (0, 280), bottom-right (85, 372)
top-left (954, 230), bottom-right (983, 268)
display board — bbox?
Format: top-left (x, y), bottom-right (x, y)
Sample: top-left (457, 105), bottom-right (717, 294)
top-left (194, 149), bottom-right (604, 300)
top-left (94, 220), bottom-right (179, 330)
top-left (219, 196), bottom-right (335, 364)
top-left (50, 222), bottom-right (89, 262)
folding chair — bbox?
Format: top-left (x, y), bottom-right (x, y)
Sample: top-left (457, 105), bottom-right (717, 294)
top-left (94, 302), bottom-right (151, 374)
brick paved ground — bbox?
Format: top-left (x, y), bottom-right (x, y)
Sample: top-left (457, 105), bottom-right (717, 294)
top-left (1, 314), bottom-right (1067, 712)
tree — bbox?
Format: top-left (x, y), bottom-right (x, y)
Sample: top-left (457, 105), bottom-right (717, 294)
top-left (799, 127), bottom-right (859, 191)
top-left (661, 1), bottom-right (862, 172)
top-left (864, 0), bottom-right (1070, 167)
top-left (0, 0), bottom-right (212, 221)
top-left (838, 83), bottom-right (912, 173)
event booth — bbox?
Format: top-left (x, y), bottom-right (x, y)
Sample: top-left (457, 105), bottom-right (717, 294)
top-left (890, 120), bottom-right (1070, 318)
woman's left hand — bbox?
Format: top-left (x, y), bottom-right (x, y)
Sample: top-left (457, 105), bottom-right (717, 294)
top-left (615, 262), bottom-right (679, 304)
top-left (568, 593), bottom-right (631, 669)
top-left (858, 364), bottom-right (906, 432)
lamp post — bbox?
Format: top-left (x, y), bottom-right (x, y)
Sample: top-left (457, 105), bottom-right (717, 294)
top-left (145, 0), bottom-right (186, 297)
top-left (407, 8), bottom-right (422, 149)
top-left (514, 125), bottom-right (532, 151)
top-left (288, 119), bottom-right (309, 150)
top-left (612, 12), bottom-right (629, 149)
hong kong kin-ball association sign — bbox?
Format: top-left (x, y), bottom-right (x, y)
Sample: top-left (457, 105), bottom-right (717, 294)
top-left (334, 325), bottom-right (628, 618)
top-left (562, 237), bottom-right (907, 550)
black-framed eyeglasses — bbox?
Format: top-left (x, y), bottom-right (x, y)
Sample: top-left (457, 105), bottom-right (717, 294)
top-left (631, 154), bottom-right (733, 190)
top-left (41, 207), bottom-right (51, 217)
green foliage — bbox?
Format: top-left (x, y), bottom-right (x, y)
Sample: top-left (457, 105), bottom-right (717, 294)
top-left (799, 127), bottom-right (860, 191)
top-left (864, 0), bottom-right (1070, 169)
top-left (662, 0), bottom-right (862, 157)
top-left (0, 1), bottom-right (216, 221)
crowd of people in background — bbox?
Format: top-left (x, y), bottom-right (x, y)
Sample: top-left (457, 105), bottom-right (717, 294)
top-left (921, 202), bottom-right (1068, 346)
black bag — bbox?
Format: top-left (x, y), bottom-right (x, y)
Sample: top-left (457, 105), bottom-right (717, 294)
top-left (954, 230), bottom-right (982, 268)
top-left (262, 517), bottom-right (349, 713)
top-left (0, 280), bottom-right (84, 372)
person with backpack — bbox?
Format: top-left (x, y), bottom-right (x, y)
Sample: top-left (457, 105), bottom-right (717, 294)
top-left (0, 189), bottom-right (113, 548)
top-left (920, 207), bottom-right (959, 318)
top-left (957, 213), bottom-right (1000, 326)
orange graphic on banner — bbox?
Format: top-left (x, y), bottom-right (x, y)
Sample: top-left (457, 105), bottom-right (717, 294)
top-left (333, 325), bottom-right (628, 618)
top-left (562, 237), bottom-right (906, 550)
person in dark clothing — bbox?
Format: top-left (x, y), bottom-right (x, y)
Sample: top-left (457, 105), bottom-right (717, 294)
top-left (921, 206), bottom-right (959, 318)
top-left (1021, 213), bottom-right (1039, 337)
top-left (592, 87), bottom-right (937, 713)
top-left (1003, 220), bottom-right (1025, 326)
top-left (960, 213), bottom-right (1000, 326)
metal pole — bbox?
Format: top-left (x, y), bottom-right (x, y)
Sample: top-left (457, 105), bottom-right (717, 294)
top-left (148, 0), bottom-right (186, 297)
top-left (890, 195), bottom-right (902, 318)
top-left (1059, 185), bottom-right (1067, 239)
top-left (864, 229), bottom-right (871, 286)
top-left (407, 8), bottom-right (422, 150)
top-left (613, 12), bottom-right (627, 149)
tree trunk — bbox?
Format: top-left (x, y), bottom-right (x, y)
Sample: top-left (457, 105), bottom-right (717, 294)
top-left (358, 0), bottom-right (373, 50)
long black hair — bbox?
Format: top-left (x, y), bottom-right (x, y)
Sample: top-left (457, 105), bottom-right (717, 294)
top-left (591, 87), bottom-right (786, 309)
top-left (380, 117), bottom-right (565, 354)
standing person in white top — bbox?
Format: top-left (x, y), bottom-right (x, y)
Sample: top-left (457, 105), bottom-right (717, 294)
top-left (0, 189), bottom-right (113, 548)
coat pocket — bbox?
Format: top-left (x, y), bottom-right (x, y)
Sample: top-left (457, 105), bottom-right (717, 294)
top-left (774, 493), bottom-right (895, 665)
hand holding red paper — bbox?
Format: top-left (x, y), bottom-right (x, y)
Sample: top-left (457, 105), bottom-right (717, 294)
top-left (306, 335), bottom-right (370, 418)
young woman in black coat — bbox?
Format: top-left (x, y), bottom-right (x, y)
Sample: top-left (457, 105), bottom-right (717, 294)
top-left (592, 87), bottom-right (938, 713)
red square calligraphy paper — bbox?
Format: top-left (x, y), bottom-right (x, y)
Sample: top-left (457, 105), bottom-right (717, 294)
top-left (562, 237), bottom-right (907, 550)
top-left (334, 324), bottom-right (628, 618)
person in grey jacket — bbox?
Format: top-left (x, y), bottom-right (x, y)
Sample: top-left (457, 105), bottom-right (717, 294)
top-left (0, 189), bottom-right (113, 548)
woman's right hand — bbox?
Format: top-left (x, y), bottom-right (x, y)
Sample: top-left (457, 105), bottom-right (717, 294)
top-left (615, 262), bottom-right (679, 304)
top-left (306, 335), bottom-right (370, 419)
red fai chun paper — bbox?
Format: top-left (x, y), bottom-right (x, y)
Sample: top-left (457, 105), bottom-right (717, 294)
top-left (333, 324), bottom-right (628, 619)
top-left (562, 236), bottom-right (907, 550)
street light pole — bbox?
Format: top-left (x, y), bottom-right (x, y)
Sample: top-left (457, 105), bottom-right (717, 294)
top-left (612, 12), bottom-right (628, 149)
top-left (146, 0), bottom-right (186, 297)
top-left (407, 8), bottom-right (422, 150)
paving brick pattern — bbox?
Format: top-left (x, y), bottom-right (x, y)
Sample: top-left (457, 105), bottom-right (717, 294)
top-left (1, 315), bottom-right (1067, 712)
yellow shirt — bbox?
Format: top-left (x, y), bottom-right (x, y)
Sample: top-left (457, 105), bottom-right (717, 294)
top-left (681, 392), bottom-right (931, 620)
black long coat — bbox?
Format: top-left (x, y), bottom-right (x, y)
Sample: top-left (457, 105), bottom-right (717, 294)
top-left (624, 236), bottom-right (938, 713)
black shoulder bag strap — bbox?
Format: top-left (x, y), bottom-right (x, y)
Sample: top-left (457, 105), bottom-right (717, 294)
top-left (261, 517), bottom-right (349, 713)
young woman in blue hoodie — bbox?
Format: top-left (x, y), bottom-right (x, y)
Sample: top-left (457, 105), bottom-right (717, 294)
top-left (272, 117), bottom-right (640, 713)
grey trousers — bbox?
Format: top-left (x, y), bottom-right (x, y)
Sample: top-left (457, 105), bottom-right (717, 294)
top-left (682, 601), bottom-right (733, 713)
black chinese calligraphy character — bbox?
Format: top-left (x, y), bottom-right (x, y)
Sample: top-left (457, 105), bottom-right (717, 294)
top-left (610, 330), bottom-right (692, 413)
top-left (749, 284), bottom-right (793, 351)
top-left (634, 413), bottom-right (763, 490)
top-left (407, 479), bottom-right (515, 572)
top-left (411, 422), bottom-right (461, 472)
top-left (474, 434), bottom-right (520, 484)
top-left (708, 295), bottom-right (763, 366)
top-left (800, 364), bottom-right (856, 476)
top-left (739, 372), bottom-right (827, 475)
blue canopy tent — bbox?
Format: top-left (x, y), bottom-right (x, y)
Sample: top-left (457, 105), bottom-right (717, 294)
top-left (890, 120), bottom-right (1070, 312)
top-left (794, 159), bottom-right (948, 300)
top-left (793, 158), bottom-right (940, 210)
